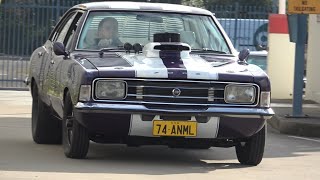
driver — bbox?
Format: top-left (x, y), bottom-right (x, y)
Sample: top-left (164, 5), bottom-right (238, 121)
top-left (96, 17), bottom-right (122, 48)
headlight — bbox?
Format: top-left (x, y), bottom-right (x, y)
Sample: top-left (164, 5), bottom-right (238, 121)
top-left (224, 84), bottom-right (256, 104)
top-left (95, 80), bottom-right (126, 100)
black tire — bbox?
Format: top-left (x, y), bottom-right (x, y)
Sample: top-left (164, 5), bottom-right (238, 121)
top-left (31, 84), bottom-right (62, 144)
top-left (62, 92), bottom-right (89, 159)
top-left (253, 23), bottom-right (268, 51)
top-left (235, 125), bottom-right (266, 166)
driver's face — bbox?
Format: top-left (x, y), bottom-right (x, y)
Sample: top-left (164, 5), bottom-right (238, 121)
top-left (100, 21), bottom-right (114, 39)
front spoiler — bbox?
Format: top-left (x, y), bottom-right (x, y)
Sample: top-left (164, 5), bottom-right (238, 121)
top-left (75, 102), bottom-right (274, 119)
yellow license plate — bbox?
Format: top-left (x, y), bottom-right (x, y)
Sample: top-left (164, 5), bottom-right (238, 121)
top-left (152, 120), bottom-right (197, 137)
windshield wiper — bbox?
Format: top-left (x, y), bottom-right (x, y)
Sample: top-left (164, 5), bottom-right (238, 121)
top-left (99, 47), bottom-right (125, 57)
top-left (191, 48), bottom-right (228, 54)
top-left (99, 46), bottom-right (125, 52)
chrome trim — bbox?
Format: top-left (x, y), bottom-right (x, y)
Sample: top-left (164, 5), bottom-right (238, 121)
top-left (92, 78), bottom-right (235, 84)
top-left (91, 78), bottom-right (260, 107)
top-left (224, 84), bottom-right (259, 105)
top-left (172, 88), bottom-right (181, 97)
top-left (208, 87), bottom-right (215, 102)
top-left (93, 79), bottom-right (128, 100)
top-left (127, 85), bottom-right (220, 90)
top-left (75, 11), bottom-right (90, 51)
top-left (74, 102), bottom-right (274, 119)
top-left (127, 94), bottom-right (212, 100)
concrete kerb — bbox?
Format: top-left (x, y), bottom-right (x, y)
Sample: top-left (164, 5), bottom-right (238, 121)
top-left (268, 116), bottom-right (320, 138)
top-left (268, 101), bottom-right (320, 138)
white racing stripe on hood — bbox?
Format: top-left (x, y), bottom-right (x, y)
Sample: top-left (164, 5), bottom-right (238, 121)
top-left (181, 54), bottom-right (219, 80)
top-left (119, 51), bottom-right (222, 80)
top-left (119, 52), bottom-right (168, 78)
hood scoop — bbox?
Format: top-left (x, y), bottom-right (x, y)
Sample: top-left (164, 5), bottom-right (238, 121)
top-left (154, 44), bottom-right (190, 51)
top-left (143, 42), bottom-right (191, 58)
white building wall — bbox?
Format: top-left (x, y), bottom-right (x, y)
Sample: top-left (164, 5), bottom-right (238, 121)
top-left (305, 15), bottom-right (320, 103)
top-left (268, 34), bottom-right (296, 99)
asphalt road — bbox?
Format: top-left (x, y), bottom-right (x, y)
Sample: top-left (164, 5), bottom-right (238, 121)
top-left (0, 91), bottom-right (320, 180)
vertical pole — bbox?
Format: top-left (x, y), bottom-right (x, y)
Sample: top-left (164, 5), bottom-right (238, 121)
top-left (292, 14), bottom-right (308, 117)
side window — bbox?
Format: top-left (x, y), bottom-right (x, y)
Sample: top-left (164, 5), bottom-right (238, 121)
top-left (55, 14), bottom-right (76, 44)
top-left (54, 12), bottom-right (83, 50)
top-left (65, 13), bottom-right (83, 50)
top-left (51, 12), bottom-right (75, 42)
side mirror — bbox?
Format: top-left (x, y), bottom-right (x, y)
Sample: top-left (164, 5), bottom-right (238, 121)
top-left (238, 49), bottom-right (250, 62)
top-left (53, 42), bottom-right (68, 56)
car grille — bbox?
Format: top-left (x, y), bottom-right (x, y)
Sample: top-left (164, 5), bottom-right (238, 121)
top-left (93, 79), bottom-right (259, 107)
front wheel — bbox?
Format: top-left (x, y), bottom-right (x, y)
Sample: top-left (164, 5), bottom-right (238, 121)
top-left (62, 92), bottom-right (89, 159)
top-left (235, 125), bottom-right (266, 166)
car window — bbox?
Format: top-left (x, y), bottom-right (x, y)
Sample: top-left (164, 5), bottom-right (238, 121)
top-left (54, 12), bottom-right (82, 49)
top-left (65, 12), bottom-right (83, 50)
top-left (77, 11), bottom-right (231, 53)
top-left (54, 13), bottom-right (77, 43)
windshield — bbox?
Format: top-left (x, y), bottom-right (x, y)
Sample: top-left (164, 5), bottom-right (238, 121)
top-left (77, 11), bottom-right (231, 54)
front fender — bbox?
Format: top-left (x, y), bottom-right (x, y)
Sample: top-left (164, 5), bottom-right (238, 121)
top-left (63, 60), bottom-right (98, 107)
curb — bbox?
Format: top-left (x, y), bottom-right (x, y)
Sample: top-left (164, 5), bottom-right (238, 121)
top-left (268, 115), bottom-right (320, 138)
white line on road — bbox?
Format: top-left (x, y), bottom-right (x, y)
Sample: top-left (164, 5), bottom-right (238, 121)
top-left (288, 135), bottom-right (320, 143)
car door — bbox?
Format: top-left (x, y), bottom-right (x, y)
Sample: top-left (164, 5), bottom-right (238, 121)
top-left (50, 11), bottom-right (83, 117)
top-left (40, 11), bottom-right (76, 107)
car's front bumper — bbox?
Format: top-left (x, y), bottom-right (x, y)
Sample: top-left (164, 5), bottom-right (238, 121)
top-left (75, 102), bottom-right (274, 119)
top-left (73, 102), bottom-right (273, 143)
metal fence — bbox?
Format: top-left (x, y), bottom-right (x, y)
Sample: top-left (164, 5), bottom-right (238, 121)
top-left (211, 4), bottom-right (277, 51)
top-left (0, 1), bottom-right (277, 90)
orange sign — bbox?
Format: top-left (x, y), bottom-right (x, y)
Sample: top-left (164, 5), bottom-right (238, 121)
top-left (288, 0), bottom-right (320, 14)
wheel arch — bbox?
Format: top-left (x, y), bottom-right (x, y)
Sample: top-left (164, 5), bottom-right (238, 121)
top-left (31, 77), bottom-right (36, 96)
top-left (63, 87), bottom-right (70, 104)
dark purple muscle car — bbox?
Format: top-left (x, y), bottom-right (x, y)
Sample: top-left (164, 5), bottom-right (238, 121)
top-left (27, 1), bottom-right (274, 165)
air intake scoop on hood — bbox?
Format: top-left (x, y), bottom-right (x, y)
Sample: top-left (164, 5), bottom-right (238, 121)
top-left (143, 42), bottom-right (191, 58)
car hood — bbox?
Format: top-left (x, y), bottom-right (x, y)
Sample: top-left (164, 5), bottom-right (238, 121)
top-left (75, 41), bottom-right (267, 83)
top-left (77, 52), bottom-right (266, 81)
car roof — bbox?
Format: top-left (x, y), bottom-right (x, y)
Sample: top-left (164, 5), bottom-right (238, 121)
top-left (72, 1), bottom-right (213, 16)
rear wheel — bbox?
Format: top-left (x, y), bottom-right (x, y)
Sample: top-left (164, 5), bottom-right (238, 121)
top-left (31, 84), bottom-right (62, 144)
top-left (62, 92), bottom-right (89, 159)
top-left (235, 125), bottom-right (266, 166)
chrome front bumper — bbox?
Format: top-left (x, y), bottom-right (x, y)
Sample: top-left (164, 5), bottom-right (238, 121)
top-left (75, 102), bottom-right (274, 119)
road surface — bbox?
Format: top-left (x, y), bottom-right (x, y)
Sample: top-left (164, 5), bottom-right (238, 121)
top-left (0, 91), bottom-right (319, 180)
